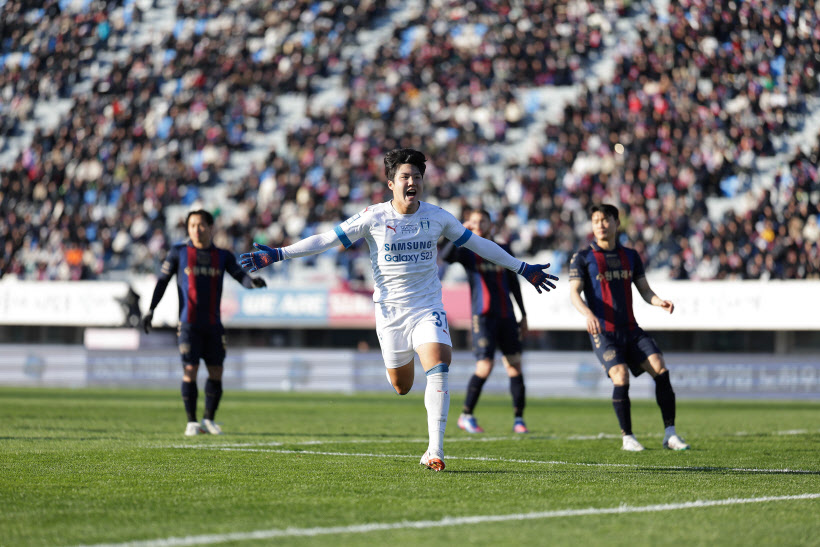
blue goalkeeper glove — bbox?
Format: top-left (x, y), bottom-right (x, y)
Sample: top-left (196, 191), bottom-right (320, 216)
top-left (240, 243), bottom-right (283, 273)
top-left (518, 262), bottom-right (559, 294)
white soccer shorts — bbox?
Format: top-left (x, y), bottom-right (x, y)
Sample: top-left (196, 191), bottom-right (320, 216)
top-left (375, 301), bottom-right (452, 368)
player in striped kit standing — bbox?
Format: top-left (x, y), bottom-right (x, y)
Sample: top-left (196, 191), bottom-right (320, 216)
top-left (569, 204), bottom-right (690, 451)
top-left (440, 208), bottom-right (531, 434)
top-left (142, 210), bottom-right (267, 436)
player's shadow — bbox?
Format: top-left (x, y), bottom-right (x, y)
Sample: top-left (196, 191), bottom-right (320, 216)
top-left (438, 470), bottom-right (518, 475)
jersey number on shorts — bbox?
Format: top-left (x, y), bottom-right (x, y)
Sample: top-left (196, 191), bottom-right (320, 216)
top-left (432, 311), bottom-right (448, 328)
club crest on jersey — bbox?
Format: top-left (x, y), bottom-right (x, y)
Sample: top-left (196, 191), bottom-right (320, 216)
top-left (420, 220), bottom-right (430, 233)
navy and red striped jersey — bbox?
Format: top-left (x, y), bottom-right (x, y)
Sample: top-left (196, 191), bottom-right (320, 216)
top-left (156, 242), bottom-right (249, 327)
top-left (569, 242), bottom-right (645, 332)
top-left (442, 243), bottom-right (524, 319)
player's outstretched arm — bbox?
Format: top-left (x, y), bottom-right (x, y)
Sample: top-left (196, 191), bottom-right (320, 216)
top-left (517, 262), bottom-right (559, 294)
top-left (241, 230), bottom-right (345, 273)
top-left (459, 233), bottom-right (559, 294)
top-left (240, 243), bottom-right (283, 273)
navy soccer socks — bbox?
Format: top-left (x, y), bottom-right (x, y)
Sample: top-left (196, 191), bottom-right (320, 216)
top-left (612, 384), bottom-right (632, 436)
top-left (181, 380), bottom-right (198, 422)
top-left (463, 374), bottom-right (487, 414)
top-left (510, 374), bottom-right (526, 418)
top-left (654, 371), bottom-right (676, 428)
top-left (204, 379), bottom-right (223, 421)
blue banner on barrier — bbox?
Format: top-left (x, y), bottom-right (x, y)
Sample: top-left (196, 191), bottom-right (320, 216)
top-left (222, 287), bottom-right (329, 326)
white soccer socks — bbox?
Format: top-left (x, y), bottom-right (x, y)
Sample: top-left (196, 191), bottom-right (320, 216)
top-left (424, 363), bottom-right (450, 458)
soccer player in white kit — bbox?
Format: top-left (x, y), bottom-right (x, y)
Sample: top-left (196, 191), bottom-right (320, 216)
top-left (240, 148), bottom-right (558, 471)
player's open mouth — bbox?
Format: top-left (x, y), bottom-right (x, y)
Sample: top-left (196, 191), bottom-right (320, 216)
top-left (406, 188), bottom-right (417, 198)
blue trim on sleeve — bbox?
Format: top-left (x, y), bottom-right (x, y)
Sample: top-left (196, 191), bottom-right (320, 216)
top-left (518, 262), bottom-right (527, 275)
top-left (452, 228), bottom-right (472, 247)
top-left (334, 225), bottom-right (353, 249)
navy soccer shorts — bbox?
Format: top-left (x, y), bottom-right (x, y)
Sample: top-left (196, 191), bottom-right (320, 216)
top-left (589, 327), bottom-right (661, 377)
top-left (471, 314), bottom-right (523, 361)
top-left (177, 323), bottom-right (226, 367)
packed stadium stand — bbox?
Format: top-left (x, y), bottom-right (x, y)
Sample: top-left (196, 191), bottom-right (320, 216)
top-left (1, 0), bottom-right (818, 283)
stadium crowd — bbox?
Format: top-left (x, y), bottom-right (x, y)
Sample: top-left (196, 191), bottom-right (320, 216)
top-left (489, 0), bottom-right (820, 279)
top-left (0, 0), bottom-right (818, 282)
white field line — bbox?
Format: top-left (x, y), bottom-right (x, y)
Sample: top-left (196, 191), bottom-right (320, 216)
top-left (168, 445), bottom-right (819, 474)
top-left (166, 436), bottom-right (516, 449)
top-left (166, 426), bottom-right (820, 449)
top-left (76, 493), bottom-right (820, 547)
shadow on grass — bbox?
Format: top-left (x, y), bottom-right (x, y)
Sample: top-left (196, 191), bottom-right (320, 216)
top-left (625, 465), bottom-right (820, 476)
top-left (436, 470), bottom-right (517, 475)
top-left (219, 431), bottom-right (424, 440)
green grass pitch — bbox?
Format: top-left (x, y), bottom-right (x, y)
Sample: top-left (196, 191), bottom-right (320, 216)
top-left (1, 387), bottom-right (818, 546)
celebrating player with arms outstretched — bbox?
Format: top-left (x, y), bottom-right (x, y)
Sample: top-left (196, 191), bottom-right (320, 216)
top-left (240, 148), bottom-right (558, 471)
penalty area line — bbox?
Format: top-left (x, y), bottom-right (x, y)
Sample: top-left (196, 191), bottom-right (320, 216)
top-left (75, 493), bottom-right (820, 547)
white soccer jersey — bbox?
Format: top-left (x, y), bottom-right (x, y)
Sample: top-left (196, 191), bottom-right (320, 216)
top-left (334, 201), bottom-right (470, 306)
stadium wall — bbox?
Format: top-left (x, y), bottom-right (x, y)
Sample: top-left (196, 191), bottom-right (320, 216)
top-left (1, 277), bottom-right (818, 331)
top-left (0, 343), bottom-right (817, 400)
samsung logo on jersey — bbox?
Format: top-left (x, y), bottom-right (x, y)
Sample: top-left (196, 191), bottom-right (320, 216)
top-left (383, 240), bottom-right (433, 252)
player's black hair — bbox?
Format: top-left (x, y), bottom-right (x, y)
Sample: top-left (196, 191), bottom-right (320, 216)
top-left (590, 203), bottom-right (619, 221)
top-left (384, 148), bottom-right (427, 181)
top-left (186, 209), bottom-right (214, 226)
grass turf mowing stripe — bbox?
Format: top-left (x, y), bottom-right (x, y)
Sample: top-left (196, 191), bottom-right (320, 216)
top-left (168, 445), bottom-right (819, 475)
top-left (75, 493), bottom-right (820, 547)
